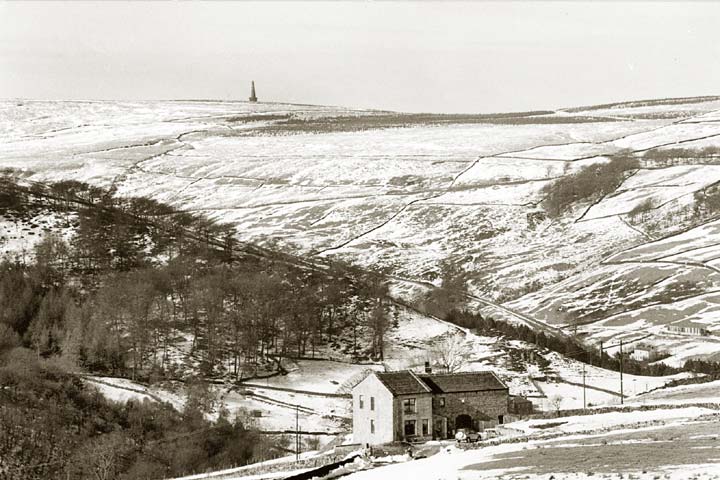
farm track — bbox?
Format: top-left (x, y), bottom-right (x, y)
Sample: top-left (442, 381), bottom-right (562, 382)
top-left (239, 383), bottom-right (351, 399)
top-left (386, 275), bottom-right (568, 338)
top-left (656, 242), bottom-right (720, 262)
top-left (617, 215), bottom-right (655, 240)
top-left (82, 376), bottom-right (168, 404)
top-left (241, 391), bottom-right (316, 415)
top-left (554, 377), bottom-right (626, 398)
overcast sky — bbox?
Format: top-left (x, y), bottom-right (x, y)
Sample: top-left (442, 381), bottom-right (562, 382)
top-left (1, 1), bottom-right (719, 113)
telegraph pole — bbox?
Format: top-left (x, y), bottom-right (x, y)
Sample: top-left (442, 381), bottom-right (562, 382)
top-left (582, 363), bottom-right (587, 411)
top-left (599, 340), bottom-right (625, 405)
top-left (295, 404), bottom-right (300, 462)
top-left (619, 340), bottom-right (624, 405)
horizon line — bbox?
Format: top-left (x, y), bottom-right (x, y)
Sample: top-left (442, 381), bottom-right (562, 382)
top-left (3, 93), bottom-right (720, 117)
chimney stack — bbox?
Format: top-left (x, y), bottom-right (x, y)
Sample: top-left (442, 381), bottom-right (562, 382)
top-left (424, 361), bottom-right (432, 374)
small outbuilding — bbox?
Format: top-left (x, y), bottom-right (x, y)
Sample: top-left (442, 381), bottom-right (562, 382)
top-left (508, 395), bottom-right (534, 415)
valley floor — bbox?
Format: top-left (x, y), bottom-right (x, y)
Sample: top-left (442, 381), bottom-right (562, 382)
top-left (343, 409), bottom-right (720, 480)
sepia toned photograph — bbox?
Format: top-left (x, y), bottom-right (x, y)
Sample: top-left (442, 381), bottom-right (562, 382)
top-left (1, 1), bottom-right (720, 479)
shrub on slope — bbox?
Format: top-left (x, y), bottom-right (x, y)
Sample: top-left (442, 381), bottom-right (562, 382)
top-left (542, 156), bottom-right (640, 217)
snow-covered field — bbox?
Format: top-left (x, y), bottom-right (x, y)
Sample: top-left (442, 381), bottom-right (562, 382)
top-left (582, 166), bottom-right (720, 221)
top-left (84, 376), bottom-right (186, 412)
top-left (611, 217), bottom-right (720, 264)
top-left (0, 210), bottom-right (75, 259)
top-left (635, 379), bottom-right (720, 405)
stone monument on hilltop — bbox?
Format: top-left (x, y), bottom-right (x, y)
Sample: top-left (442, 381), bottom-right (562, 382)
top-left (249, 81), bottom-right (258, 103)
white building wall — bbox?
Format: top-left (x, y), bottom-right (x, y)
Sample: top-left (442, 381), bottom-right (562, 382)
top-left (352, 374), bottom-right (395, 445)
top-left (632, 349), bottom-right (650, 361)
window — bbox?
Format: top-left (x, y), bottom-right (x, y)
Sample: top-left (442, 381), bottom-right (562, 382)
top-left (359, 395), bottom-right (364, 409)
top-left (403, 398), bottom-right (416, 414)
top-left (422, 419), bottom-right (429, 436)
top-left (370, 419), bottom-right (375, 434)
top-left (404, 420), bottom-right (416, 436)
top-left (370, 396), bottom-right (375, 411)
top-left (439, 397), bottom-right (445, 408)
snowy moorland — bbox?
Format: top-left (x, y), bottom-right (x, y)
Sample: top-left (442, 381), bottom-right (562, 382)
top-left (3, 96), bottom-right (720, 437)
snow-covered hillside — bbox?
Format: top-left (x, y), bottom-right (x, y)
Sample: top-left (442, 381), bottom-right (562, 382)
top-left (3, 96), bottom-right (720, 391)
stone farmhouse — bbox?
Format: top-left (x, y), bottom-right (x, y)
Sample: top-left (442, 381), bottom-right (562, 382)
top-left (352, 370), bottom-right (509, 445)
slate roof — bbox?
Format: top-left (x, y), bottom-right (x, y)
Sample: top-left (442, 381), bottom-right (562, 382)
top-left (668, 319), bottom-right (708, 330)
top-left (373, 371), bottom-right (507, 396)
top-left (419, 372), bottom-right (507, 394)
top-left (375, 371), bottom-right (431, 396)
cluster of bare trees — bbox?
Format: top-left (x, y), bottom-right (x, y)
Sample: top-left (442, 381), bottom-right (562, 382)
top-left (541, 156), bottom-right (640, 217)
top-left (1, 172), bottom-right (397, 384)
top-left (641, 146), bottom-right (720, 168)
top-left (18, 236), bottom-right (396, 382)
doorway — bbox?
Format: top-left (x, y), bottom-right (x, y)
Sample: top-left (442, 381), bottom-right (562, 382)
top-left (455, 414), bottom-right (472, 430)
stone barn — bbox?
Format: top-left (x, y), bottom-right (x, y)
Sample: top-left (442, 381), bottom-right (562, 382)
top-left (666, 320), bottom-right (710, 336)
top-left (351, 370), bottom-right (509, 445)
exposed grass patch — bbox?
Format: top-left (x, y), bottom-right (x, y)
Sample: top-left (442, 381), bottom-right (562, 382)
top-left (250, 112), bottom-right (617, 135)
top-left (225, 113), bottom-right (292, 123)
top-left (531, 421), bottom-right (568, 430)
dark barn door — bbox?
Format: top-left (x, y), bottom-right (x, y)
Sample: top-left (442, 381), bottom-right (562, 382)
top-left (455, 414), bottom-right (472, 430)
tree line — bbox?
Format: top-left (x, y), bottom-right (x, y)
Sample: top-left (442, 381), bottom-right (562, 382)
top-left (1, 172), bottom-right (394, 379)
top-left (445, 308), bottom-right (720, 378)
top-left (1, 247), bottom-right (393, 382)
top-left (642, 146), bottom-right (720, 167)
